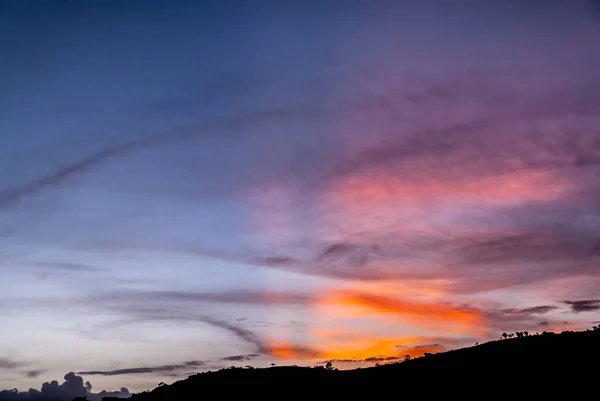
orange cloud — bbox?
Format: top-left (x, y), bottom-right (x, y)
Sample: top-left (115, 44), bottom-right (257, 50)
top-left (322, 291), bottom-right (485, 334)
top-left (266, 342), bottom-right (323, 360)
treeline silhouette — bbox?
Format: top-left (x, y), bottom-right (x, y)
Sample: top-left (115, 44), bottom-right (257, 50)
top-left (90, 327), bottom-right (600, 400)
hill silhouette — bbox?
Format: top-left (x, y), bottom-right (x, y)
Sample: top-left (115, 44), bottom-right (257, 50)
top-left (102, 327), bottom-right (600, 400)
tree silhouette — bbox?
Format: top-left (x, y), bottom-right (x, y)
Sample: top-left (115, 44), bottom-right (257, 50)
top-left (325, 361), bottom-right (334, 370)
top-left (72, 397), bottom-right (88, 401)
top-left (501, 333), bottom-right (508, 339)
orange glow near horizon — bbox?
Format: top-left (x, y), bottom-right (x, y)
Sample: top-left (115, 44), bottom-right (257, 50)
top-left (266, 336), bottom-right (446, 363)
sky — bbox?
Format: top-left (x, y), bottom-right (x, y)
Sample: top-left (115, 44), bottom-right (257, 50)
top-left (1, 0), bottom-right (600, 396)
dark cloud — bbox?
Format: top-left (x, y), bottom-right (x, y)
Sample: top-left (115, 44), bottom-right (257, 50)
top-left (199, 316), bottom-right (269, 354)
top-left (315, 243), bottom-right (380, 269)
top-left (539, 321), bottom-right (550, 326)
top-left (183, 360), bottom-right (204, 367)
top-left (563, 300), bottom-right (600, 313)
top-left (324, 356), bottom-right (402, 364)
top-left (256, 218), bottom-right (600, 293)
top-left (502, 305), bottom-right (558, 315)
top-left (395, 343), bottom-right (440, 350)
top-left (78, 360), bottom-right (204, 376)
top-left (25, 370), bottom-right (45, 378)
top-left (256, 256), bottom-right (297, 267)
top-left (484, 307), bottom-right (567, 332)
top-left (220, 354), bottom-right (260, 362)
top-left (0, 372), bottom-right (130, 401)
top-left (363, 356), bottom-right (402, 362)
top-left (0, 358), bottom-right (23, 370)
top-left (199, 317), bottom-right (319, 359)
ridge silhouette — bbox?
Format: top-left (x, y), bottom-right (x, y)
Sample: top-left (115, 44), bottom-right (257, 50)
top-left (99, 327), bottom-right (600, 400)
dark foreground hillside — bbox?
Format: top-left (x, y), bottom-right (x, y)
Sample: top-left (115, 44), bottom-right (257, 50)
top-left (107, 329), bottom-right (600, 400)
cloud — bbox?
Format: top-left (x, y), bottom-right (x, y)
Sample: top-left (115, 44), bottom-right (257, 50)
top-left (198, 318), bottom-right (321, 360)
top-left (220, 354), bottom-right (260, 362)
top-left (87, 291), bottom-right (322, 361)
top-left (199, 316), bottom-right (270, 354)
top-left (563, 300), bottom-right (600, 313)
top-left (325, 356), bottom-right (401, 363)
top-left (25, 370), bottom-right (45, 378)
top-left (0, 358), bottom-right (23, 370)
top-left (0, 142), bottom-right (136, 209)
top-left (322, 291), bottom-right (485, 333)
top-left (502, 305), bottom-right (558, 315)
top-left (246, 76), bottom-right (600, 300)
top-left (0, 372), bottom-right (131, 401)
top-left (0, 103), bottom-right (323, 211)
top-left (315, 243), bottom-right (380, 269)
top-left (256, 217), bottom-right (600, 294)
top-left (78, 360), bottom-right (204, 376)
top-left (122, 290), bottom-right (311, 306)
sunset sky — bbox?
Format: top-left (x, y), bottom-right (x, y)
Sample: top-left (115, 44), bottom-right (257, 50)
top-left (1, 0), bottom-right (600, 395)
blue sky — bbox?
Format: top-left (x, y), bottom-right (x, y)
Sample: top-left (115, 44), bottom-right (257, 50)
top-left (1, 0), bottom-right (600, 395)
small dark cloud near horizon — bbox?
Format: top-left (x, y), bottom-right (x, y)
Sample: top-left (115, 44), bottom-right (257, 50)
top-left (78, 360), bottom-right (205, 376)
top-left (25, 370), bottom-right (45, 378)
top-left (0, 358), bottom-right (22, 370)
top-left (395, 343), bottom-right (440, 350)
top-left (502, 305), bottom-right (558, 315)
top-left (220, 354), bottom-right (260, 362)
top-left (322, 356), bottom-right (401, 364)
top-left (563, 300), bottom-right (600, 313)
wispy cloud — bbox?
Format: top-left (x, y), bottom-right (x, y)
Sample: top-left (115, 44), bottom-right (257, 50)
top-left (563, 300), bottom-right (600, 313)
top-left (78, 361), bottom-right (204, 376)
top-left (220, 354), bottom-right (260, 362)
top-left (0, 357), bottom-right (24, 370)
top-left (115, 290), bottom-right (311, 306)
top-left (502, 305), bottom-right (558, 315)
top-left (25, 370), bottom-right (45, 378)
top-left (322, 291), bottom-right (485, 334)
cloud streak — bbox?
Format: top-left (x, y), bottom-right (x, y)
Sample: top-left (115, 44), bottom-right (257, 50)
top-left (322, 291), bottom-right (485, 334)
top-left (78, 361), bottom-right (204, 376)
top-left (563, 300), bottom-right (600, 313)
top-left (220, 354), bottom-right (260, 362)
